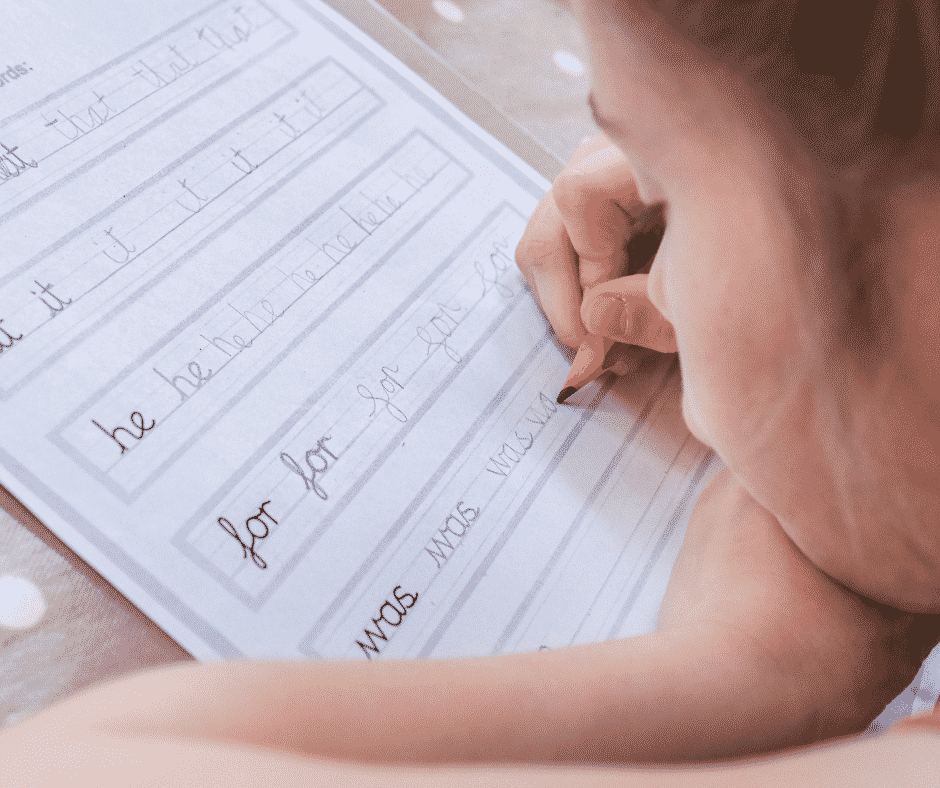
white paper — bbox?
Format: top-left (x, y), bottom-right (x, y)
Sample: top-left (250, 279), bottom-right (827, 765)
top-left (0, 0), bottom-right (718, 661)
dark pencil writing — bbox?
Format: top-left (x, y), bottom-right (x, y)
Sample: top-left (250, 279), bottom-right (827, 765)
top-left (356, 585), bottom-right (419, 659)
top-left (217, 499), bottom-right (277, 570)
top-left (0, 319), bottom-right (23, 353)
top-left (92, 411), bottom-right (157, 455)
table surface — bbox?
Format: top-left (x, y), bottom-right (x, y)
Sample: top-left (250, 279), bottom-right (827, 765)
top-left (5, 0), bottom-right (934, 736)
top-left (0, 0), bottom-right (598, 729)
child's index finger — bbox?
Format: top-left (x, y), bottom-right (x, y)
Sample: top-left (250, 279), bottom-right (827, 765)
top-left (549, 139), bottom-right (644, 291)
top-left (514, 194), bottom-right (589, 349)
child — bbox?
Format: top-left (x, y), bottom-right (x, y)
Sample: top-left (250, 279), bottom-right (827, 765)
top-left (4, 1), bottom-right (940, 784)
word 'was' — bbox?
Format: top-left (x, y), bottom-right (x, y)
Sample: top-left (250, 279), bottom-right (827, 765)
top-left (424, 501), bottom-right (481, 569)
top-left (485, 393), bottom-right (557, 477)
top-left (356, 585), bottom-right (419, 659)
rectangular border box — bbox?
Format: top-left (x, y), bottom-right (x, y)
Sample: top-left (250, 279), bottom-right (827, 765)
top-left (0, 0), bottom-right (298, 226)
top-left (0, 56), bottom-right (386, 399)
top-left (50, 130), bottom-right (472, 502)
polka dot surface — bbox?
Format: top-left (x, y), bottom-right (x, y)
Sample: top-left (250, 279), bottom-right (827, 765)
top-left (0, 574), bottom-right (47, 630)
top-left (552, 50), bottom-right (585, 76)
top-left (432, 0), bottom-right (465, 23)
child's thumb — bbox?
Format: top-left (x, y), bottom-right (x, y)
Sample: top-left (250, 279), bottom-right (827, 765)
top-left (581, 275), bottom-right (678, 353)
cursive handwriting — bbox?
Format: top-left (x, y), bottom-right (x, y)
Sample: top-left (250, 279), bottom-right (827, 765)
top-left (424, 501), bottom-right (480, 569)
top-left (217, 499), bottom-right (277, 570)
top-left (154, 361), bottom-right (213, 404)
top-left (0, 141), bottom-right (38, 182)
top-left (485, 393), bottom-right (557, 477)
top-left (358, 365), bottom-right (407, 422)
top-left (0, 318), bottom-right (23, 354)
top-left (355, 585), bottom-right (419, 659)
top-left (474, 236), bottom-right (514, 298)
top-left (30, 279), bottom-right (72, 319)
top-left (46, 92), bottom-right (115, 141)
top-left (92, 411), bottom-right (157, 455)
top-left (280, 435), bottom-right (339, 499)
top-left (416, 301), bottom-right (462, 362)
top-left (95, 226), bottom-right (137, 266)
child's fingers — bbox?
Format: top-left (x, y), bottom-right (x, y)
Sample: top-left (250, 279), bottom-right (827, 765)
top-left (601, 342), bottom-right (648, 377)
top-left (550, 137), bottom-right (644, 292)
top-left (580, 274), bottom-right (678, 353)
top-left (515, 192), bottom-right (588, 349)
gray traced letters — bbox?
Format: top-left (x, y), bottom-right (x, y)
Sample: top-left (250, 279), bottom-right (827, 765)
top-left (424, 501), bottom-right (480, 569)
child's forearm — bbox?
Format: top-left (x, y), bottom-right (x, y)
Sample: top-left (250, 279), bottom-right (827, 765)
top-left (1, 681), bottom-right (935, 788)
top-left (16, 625), bottom-right (814, 766)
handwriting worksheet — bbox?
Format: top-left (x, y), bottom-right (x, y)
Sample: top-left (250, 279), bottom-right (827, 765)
top-left (0, 0), bottom-right (719, 660)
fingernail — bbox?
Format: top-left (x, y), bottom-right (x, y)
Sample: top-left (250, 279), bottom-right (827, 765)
top-left (584, 293), bottom-right (630, 342)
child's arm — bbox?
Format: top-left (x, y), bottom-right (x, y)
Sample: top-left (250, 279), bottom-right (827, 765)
top-left (3, 469), bottom-right (940, 787)
top-left (2, 714), bottom-right (938, 788)
top-left (4, 472), bottom-right (937, 774)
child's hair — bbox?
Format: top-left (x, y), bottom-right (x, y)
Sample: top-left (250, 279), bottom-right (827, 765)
top-left (641, 1), bottom-right (940, 359)
top-left (646, 0), bottom-right (940, 175)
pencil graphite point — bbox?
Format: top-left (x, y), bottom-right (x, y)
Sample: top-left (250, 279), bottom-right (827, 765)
top-left (557, 335), bottom-right (616, 406)
top-left (557, 386), bottom-right (578, 405)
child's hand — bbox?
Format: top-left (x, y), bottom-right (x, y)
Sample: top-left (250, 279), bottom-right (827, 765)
top-left (515, 134), bottom-right (676, 356)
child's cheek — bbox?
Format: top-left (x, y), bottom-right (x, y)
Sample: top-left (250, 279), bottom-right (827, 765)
top-left (680, 380), bottom-right (712, 448)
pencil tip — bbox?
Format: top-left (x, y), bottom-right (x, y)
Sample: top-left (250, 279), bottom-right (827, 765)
top-left (556, 386), bottom-right (577, 405)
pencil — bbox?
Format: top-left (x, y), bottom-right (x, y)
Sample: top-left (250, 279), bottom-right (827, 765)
top-left (556, 335), bottom-right (616, 404)
top-left (556, 206), bottom-right (667, 406)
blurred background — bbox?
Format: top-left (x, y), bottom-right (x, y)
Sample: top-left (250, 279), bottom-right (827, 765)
top-left (375, 0), bottom-right (597, 162)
